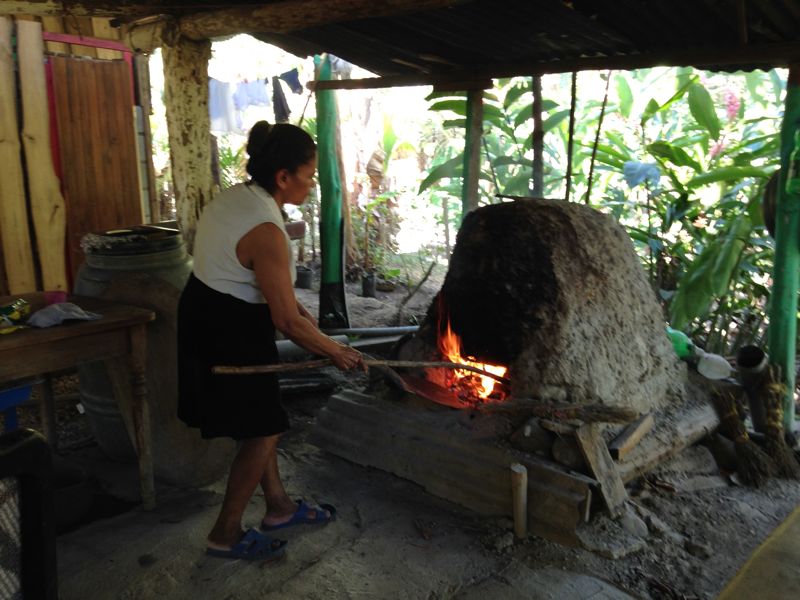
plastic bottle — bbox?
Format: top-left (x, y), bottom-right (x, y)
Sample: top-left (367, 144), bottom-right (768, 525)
top-left (665, 326), bottom-right (694, 359)
top-left (786, 129), bottom-right (800, 195)
top-left (695, 348), bottom-right (733, 380)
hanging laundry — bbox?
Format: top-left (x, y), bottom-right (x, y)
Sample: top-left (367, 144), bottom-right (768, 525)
top-left (233, 79), bottom-right (271, 110)
top-left (328, 55), bottom-right (353, 80)
top-left (272, 76), bottom-right (291, 123)
top-left (279, 68), bottom-right (303, 94)
top-left (209, 78), bottom-right (238, 133)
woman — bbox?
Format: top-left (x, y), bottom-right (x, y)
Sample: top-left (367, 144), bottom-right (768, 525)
top-left (177, 121), bottom-right (365, 561)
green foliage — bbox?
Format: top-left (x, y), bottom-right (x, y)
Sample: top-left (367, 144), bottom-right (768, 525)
top-left (418, 67), bottom-right (785, 354)
top-left (217, 135), bottom-right (247, 188)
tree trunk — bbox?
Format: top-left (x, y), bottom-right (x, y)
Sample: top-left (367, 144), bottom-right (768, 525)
top-left (162, 36), bottom-right (214, 252)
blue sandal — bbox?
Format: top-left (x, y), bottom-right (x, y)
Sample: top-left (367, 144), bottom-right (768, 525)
top-left (206, 528), bottom-right (287, 561)
top-left (261, 500), bottom-right (337, 532)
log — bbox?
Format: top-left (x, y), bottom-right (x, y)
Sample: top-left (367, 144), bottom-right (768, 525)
top-left (0, 16), bottom-right (36, 293)
top-left (510, 463), bottom-right (528, 538)
top-left (17, 20), bottom-right (68, 291)
top-left (574, 423), bottom-right (628, 518)
top-left (213, 358), bottom-right (511, 385)
top-left (617, 403), bottom-right (720, 482)
top-left (608, 413), bottom-right (655, 460)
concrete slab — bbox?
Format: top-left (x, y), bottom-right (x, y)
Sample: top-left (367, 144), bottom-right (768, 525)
top-left (457, 561), bottom-right (635, 600)
top-left (57, 439), bottom-right (506, 600)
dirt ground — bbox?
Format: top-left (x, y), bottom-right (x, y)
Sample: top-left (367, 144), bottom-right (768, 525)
top-left (16, 267), bottom-right (800, 599)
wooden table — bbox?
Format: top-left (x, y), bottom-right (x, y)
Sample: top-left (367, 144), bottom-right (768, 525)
top-left (0, 293), bottom-right (156, 509)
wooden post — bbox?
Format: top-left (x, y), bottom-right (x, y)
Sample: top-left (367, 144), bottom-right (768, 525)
top-left (564, 72), bottom-right (577, 203)
top-left (461, 89), bottom-right (482, 219)
top-left (133, 54), bottom-right (160, 223)
top-left (769, 63), bottom-right (800, 430)
top-left (0, 16), bottom-right (37, 293)
top-left (510, 462), bottom-right (528, 538)
top-left (531, 75), bottom-right (544, 197)
top-left (17, 19), bottom-right (68, 291)
top-left (162, 35), bottom-right (213, 252)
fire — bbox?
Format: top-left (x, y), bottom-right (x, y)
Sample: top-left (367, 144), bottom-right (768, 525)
top-left (437, 318), bottom-right (507, 401)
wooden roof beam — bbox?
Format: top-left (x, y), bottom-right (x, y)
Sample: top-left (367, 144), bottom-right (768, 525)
top-left (1, 1), bottom-right (163, 18)
top-left (310, 41), bottom-right (800, 91)
top-left (124, 0), bottom-right (463, 51)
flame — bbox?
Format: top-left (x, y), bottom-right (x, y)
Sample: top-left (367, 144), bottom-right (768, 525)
top-left (437, 317), bottom-right (507, 401)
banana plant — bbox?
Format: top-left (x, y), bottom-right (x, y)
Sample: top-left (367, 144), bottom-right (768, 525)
top-left (593, 71), bottom-right (779, 351)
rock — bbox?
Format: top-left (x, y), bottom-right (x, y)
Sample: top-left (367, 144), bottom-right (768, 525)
top-left (551, 435), bottom-right (585, 470)
top-left (642, 512), bottom-right (685, 545)
top-left (679, 475), bottom-right (729, 493)
top-left (509, 418), bottom-right (554, 454)
top-left (655, 445), bottom-right (719, 477)
top-left (577, 516), bottom-right (647, 559)
top-left (618, 504), bottom-right (649, 539)
top-left (685, 539), bottom-right (712, 559)
top-left (493, 532), bottom-right (515, 552)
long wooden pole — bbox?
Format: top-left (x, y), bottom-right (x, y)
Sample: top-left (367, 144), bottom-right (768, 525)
top-left (213, 358), bottom-right (511, 385)
top-left (531, 75), bottom-right (544, 197)
top-left (769, 63), bottom-right (800, 430)
top-left (17, 19), bottom-right (67, 291)
top-left (564, 72), bottom-right (577, 203)
top-left (0, 16), bottom-right (36, 293)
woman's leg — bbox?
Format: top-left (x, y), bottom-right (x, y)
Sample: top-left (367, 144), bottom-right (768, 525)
top-left (259, 435), bottom-right (299, 523)
top-left (259, 436), bottom-right (330, 526)
top-left (207, 435), bottom-right (276, 547)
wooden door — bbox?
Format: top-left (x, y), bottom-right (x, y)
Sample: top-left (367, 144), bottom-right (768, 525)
top-left (49, 56), bottom-right (143, 280)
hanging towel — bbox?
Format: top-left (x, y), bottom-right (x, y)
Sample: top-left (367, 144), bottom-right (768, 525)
top-left (209, 78), bottom-right (238, 133)
top-left (279, 68), bottom-right (303, 94)
top-left (272, 76), bottom-right (291, 123)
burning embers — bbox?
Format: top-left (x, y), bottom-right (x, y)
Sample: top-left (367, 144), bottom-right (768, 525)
top-left (432, 303), bottom-right (508, 404)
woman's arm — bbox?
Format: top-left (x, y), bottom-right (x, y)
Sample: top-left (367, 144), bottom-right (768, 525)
top-left (296, 300), bottom-right (317, 327)
top-left (237, 223), bottom-right (364, 371)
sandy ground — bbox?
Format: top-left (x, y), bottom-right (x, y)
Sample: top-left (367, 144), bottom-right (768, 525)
top-left (17, 271), bottom-right (800, 599)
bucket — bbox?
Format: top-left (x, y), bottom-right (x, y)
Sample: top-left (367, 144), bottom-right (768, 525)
top-left (362, 273), bottom-right (376, 298)
top-left (295, 265), bottom-right (313, 289)
top-left (74, 225), bottom-right (235, 486)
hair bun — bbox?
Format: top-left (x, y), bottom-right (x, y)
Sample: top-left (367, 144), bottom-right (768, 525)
top-left (246, 120), bottom-right (273, 158)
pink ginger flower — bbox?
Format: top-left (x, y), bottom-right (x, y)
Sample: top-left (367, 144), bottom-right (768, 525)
top-left (709, 140), bottom-right (725, 159)
top-left (724, 90), bottom-right (740, 121)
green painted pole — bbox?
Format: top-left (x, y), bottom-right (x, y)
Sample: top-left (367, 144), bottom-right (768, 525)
top-left (314, 54), bottom-right (349, 328)
top-left (768, 64), bottom-right (800, 431)
top-left (461, 89), bottom-right (482, 221)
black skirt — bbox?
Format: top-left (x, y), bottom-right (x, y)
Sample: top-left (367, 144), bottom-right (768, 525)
top-left (177, 274), bottom-right (288, 440)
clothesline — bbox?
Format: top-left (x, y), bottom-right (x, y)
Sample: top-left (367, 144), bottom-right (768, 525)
top-left (209, 68), bottom-right (303, 134)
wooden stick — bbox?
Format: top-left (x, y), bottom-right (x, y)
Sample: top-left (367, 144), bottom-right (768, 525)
top-left (212, 358), bottom-right (511, 385)
top-left (510, 463), bottom-right (528, 539)
top-left (608, 413), bottom-right (655, 460)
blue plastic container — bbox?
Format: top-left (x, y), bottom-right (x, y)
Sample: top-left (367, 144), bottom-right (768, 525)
top-left (0, 384), bottom-right (33, 432)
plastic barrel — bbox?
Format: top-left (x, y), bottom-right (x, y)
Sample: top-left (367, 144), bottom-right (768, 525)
top-left (74, 225), bottom-right (235, 486)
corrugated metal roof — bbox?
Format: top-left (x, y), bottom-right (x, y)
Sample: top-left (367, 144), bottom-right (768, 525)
top-left (251, 0), bottom-right (800, 77)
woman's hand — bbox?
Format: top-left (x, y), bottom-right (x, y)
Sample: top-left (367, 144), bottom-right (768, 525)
top-left (330, 344), bottom-right (368, 373)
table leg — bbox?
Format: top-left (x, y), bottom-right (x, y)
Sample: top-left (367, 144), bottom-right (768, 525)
top-left (129, 323), bottom-right (155, 509)
top-left (38, 375), bottom-right (57, 450)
